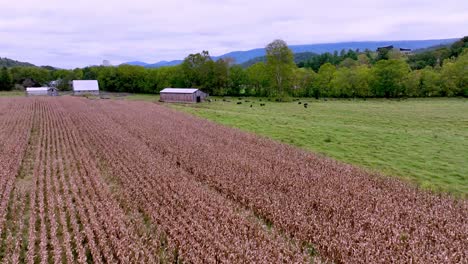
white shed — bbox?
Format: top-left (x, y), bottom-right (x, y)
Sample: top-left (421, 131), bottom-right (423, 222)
top-left (72, 80), bottom-right (100, 95)
top-left (26, 87), bottom-right (59, 96)
top-left (26, 87), bottom-right (49, 96)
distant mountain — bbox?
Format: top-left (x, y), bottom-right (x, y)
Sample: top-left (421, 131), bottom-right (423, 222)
top-left (241, 52), bottom-right (319, 68)
top-left (149, 60), bottom-right (183, 67)
top-left (0, 57), bottom-right (36, 67)
top-left (411, 43), bottom-right (454, 54)
top-left (123, 38), bottom-right (459, 67)
top-left (124, 61), bottom-right (149, 67)
top-left (123, 60), bottom-right (183, 68)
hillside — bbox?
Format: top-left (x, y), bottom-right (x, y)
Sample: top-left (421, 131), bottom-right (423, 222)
top-left (0, 57), bottom-right (36, 67)
top-left (124, 38), bottom-right (458, 67)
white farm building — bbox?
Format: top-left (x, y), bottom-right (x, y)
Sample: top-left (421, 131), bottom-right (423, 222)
top-left (72, 80), bottom-right (100, 95)
top-left (26, 87), bottom-right (58, 96)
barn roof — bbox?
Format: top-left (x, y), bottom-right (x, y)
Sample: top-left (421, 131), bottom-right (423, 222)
top-left (73, 80), bottom-right (99, 91)
top-left (26, 87), bottom-right (49, 92)
top-left (160, 88), bottom-right (199, 94)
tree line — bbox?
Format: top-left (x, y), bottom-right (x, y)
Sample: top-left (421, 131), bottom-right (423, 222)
top-left (0, 37), bottom-right (466, 98)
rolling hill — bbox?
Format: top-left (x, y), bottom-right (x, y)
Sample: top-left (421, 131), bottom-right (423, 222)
top-left (0, 57), bottom-right (36, 68)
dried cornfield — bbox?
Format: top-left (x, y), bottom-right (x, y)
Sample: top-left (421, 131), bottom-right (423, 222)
top-left (0, 97), bottom-right (466, 264)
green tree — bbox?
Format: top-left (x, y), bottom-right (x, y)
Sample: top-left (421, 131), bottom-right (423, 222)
top-left (404, 70), bottom-right (422, 97)
top-left (146, 67), bottom-right (171, 93)
top-left (330, 67), bottom-right (353, 97)
top-left (440, 50), bottom-right (468, 96)
top-left (0, 67), bottom-right (13, 91)
top-left (211, 59), bottom-right (230, 95)
top-left (339, 58), bottom-right (358, 68)
top-left (420, 67), bottom-right (441, 96)
top-left (265, 39), bottom-right (295, 98)
top-left (290, 68), bottom-right (315, 97)
top-left (315, 63), bottom-right (336, 97)
top-left (370, 59), bottom-right (410, 97)
top-left (330, 65), bottom-right (370, 97)
top-left (115, 65), bottom-right (148, 93)
top-left (180, 51), bottom-right (212, 89)
top-left (228, 65), bottom-right (248, 96)
top-left (246, 63), bottom-right (271, 96)
top-left (10, 66), bottom-right (51, 87)
top-left (449, 36), bottom-right (468, 57)
top-left (96, 66), bottom-right (119, 92)
top-left (344, 49), bottom-right (358, 60)
top-left (376, 47), bottom-right (391, 61)
top-left (354, 65), bottom-right (371, 97)
top-left (82, 66), bottom-right (100, 80)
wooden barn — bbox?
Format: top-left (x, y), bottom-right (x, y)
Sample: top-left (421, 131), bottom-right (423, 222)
top-left (159, 88), bottom-right (208, 103)
top-left (72, 80), bottom-right (100, 95)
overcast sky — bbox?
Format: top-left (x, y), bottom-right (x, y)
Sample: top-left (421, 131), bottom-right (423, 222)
top-left (1, 0), bottom-right (467, 68)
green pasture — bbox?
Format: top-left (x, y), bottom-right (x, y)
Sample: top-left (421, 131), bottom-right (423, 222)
top-left (169, 97), bottom-right (468, 197)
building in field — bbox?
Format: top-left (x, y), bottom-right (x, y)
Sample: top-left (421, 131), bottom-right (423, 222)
top-left (26, 87), bottom-right (58, 96)
top-left (376, 45), bottom-right (412, 55)
top-left (72, 80), bottom-right (100, 95)
top-left (159, 88), bottom-right (208, 103)
top-left (399, 48), bottom-right (412, 55)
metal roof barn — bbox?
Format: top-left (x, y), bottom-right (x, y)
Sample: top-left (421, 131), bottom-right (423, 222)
top-left (160, 88), bottom-right (208, 103)
top-left (26, 87), bottom-right (56, 96)
top-left (72, 80), bottom-right (100, 95)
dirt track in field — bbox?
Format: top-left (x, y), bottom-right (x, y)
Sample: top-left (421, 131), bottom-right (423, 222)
top-left (0, 97), bottom-right (466, 263)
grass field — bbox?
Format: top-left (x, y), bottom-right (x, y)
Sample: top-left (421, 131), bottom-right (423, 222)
top-left (0, 91), bottom-right (24, 97)
top-left (164, 97), bottom-right (468, 197)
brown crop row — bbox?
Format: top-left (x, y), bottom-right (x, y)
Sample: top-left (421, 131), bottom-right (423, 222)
top-left (86, 98), bottom-right (467, 263)
top-left (0, 97), bottom-right (466, 263)
top-left (62, 95), bottom-right (310, 262)
top-left (0, 99), bottom-right (34, 240)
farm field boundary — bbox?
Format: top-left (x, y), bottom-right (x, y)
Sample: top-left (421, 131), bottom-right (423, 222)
top-left (168, 97), bottom-right (468, 197)
top-left (0, 97), bottom-right (466, 263)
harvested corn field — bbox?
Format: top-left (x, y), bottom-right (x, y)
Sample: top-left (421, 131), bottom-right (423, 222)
top-left (0, 97), bottom-right (466, 263)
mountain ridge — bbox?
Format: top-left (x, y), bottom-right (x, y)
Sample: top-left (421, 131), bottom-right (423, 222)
top-left (123, 38), bottom-right (459, 67)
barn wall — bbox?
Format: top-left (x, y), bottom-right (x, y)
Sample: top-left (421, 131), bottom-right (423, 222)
top-left (74, 91), bottom-right (100, 95)
top-left (26, 91), bottom-right (48, 96)
top-left (160, 93), bottom-right (196, 103)
top-left (195, 90), bottom-right (208, 101)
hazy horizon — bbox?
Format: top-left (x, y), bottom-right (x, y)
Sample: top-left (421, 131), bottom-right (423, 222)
top-left (1, 0), bottom-right (467, 68)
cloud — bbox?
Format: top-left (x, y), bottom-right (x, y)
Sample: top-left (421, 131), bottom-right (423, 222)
top-left (1, 0), bottom-right (467, 68)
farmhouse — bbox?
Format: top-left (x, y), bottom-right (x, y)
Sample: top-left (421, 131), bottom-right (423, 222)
top-left (72, 80), bottom-right (100, 95)
top-left (26, 87), bottom-right (58, 96)
top-left (399, 48), bottom-right (412, 55)
top-left (160, 88), bottom-right (208, 103)
top-left (376, 45), bottom-right (412, 54)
